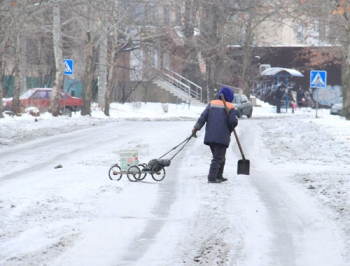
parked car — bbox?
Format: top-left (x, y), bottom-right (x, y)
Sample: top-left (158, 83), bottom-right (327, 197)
top-left (330, 97), bottom-right (343, 115)
top-left (3, 88), bottom-right (83, 115)
top-left (232, 94), bottom-right (253, 118)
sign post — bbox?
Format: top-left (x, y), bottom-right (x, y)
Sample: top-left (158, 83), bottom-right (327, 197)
top-left (310, 70), bottom-right (327, 118)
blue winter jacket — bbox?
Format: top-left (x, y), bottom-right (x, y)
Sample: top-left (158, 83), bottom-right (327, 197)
top-left (194, 99), bottom-right (238, 147)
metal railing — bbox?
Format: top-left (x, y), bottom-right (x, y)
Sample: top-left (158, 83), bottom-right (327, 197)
top-left (164, 68), bottom-right (202, 102)
top-left (154, 67), bottom-right (202, 103)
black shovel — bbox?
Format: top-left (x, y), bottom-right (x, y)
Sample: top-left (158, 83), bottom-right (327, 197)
top-left (221, 95), bottom-right (250, 175)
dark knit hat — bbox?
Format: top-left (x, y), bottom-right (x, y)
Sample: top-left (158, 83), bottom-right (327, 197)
top-left (218, 87), bottom-right (234, 102)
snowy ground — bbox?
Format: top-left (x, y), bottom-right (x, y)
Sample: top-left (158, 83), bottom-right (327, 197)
top-left (1, 101), bottom-right (350, 265)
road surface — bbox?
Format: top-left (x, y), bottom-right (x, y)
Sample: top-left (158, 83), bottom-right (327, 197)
top-left (0, 118), bottom-right (348, 265)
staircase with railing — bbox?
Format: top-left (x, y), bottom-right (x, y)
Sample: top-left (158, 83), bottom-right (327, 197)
top-left (152, 67), bottom-right (203, 105)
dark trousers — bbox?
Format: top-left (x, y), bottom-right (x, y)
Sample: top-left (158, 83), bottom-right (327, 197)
top-left (276, 99), bottom-right (281, 113)
top-left (208, 143), bottom-right (227, 180)
top-left (297, 100), bottom-right (304, 108)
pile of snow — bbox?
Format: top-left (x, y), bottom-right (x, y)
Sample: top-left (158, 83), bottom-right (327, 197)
top-left (0, 100), bottom-right (279, 146)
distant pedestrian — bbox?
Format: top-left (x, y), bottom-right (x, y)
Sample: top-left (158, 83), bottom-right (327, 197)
top-left (275, 85), bottom-right (282, 113)
top-left (284, 88), bottom-right (289, 111)
top-left (296, 86), bottom-right (305, 108)
top-left (192, 87), bottom-right (238, 183)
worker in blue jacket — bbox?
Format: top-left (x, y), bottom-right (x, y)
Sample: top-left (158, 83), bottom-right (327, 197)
top-left (192, 87), bottom-right (238, 183)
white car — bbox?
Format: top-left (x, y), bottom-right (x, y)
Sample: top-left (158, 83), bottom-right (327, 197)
top-left (330, 97), bottom-right (343, 115)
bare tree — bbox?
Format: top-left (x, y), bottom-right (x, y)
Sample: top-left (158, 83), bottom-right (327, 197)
top-left (81, 5), bottom-right (95, 117)
top-left (79, 0), bottom-right (145, 116)
top-left (293, 0), bottom-right (350, 119)
top-left (5, 0), bottom-right (345, 119)
top-left (0, 2), bottom-right (8, 118)
top-left (0, 1), bottom-right (16, 118)
top-left (156, 0), bottom-right (290, 101)
top-left (330, 0), bottom-right (350, 120)
top-left (0, 1), bottom-right (54, 117)
top-left (0, 2), bottom-right (25, 116)
top-left (0, 60), bottom-right (3, 118)
top-left (50, 2), bottom-right (64, 117)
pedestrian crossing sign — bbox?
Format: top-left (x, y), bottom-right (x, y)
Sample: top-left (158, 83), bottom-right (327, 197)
top-left (310, 70), bottom-right (326, 88)
top-left (63, 59), bottom-right (74, 75)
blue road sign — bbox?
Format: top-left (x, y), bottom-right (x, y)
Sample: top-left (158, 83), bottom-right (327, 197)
top-left (310, 70), bottom-right (327, 88)
top-left (63, 59), bottom-right (74, 75)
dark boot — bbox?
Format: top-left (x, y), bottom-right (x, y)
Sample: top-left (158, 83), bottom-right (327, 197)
top-left (208, 179), bottom-right (222, 183)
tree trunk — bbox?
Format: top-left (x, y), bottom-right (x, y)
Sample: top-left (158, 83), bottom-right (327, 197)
top-left (98, 26), bottom-right (108, 110)
top-left (242, 46), bottom-right (252, 97)
top-left (0, 60), bottom-right (3, 118)
top-left (104, 76), bottom-right (111, 116)
top-left (81, 32), bottom-right (94, 116)
top-left (241, 18), bottom-right (254, 98)
top-left (342, 42), bottom-right (350, 120)
top-left (104, 38), bottom-right (117, 117)
top-left (11, 34), bottom-right (21, 115)
top-left (20, 33), bottom-right (26, 92)
top-left (50, 4), bottom-right (64, 117)
top-left (205, 57), bottom-right (217, 102)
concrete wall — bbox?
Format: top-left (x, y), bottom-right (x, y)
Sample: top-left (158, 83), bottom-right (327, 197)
top-left (110, 81), bottom-right (184, 104)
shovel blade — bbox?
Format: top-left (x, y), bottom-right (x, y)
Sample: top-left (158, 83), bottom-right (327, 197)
top-left (237, 159), bottom-right (250, 175)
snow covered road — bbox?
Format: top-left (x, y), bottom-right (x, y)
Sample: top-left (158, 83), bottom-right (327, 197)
top-left (1, 112), bottom-right (350, 265)
top-left (236, 121), bottom-right (347, 266)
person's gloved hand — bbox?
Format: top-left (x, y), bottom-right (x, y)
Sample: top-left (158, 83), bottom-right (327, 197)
top-left (191, 128), bottom-right (198, 138)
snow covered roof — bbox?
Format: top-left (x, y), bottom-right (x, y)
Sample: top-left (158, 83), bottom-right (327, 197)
top-left (261, 67), bottom-right (304, 77)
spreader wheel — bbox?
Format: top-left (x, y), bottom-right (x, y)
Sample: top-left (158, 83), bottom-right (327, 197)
top-left (126, 165), bottom-right (141, 182)
top-left (151, 168), bottom-right (166, 182)
top-left (108, 164), bottom-right (123, 181)
top-left (137, 164), bottom-right (148, 181)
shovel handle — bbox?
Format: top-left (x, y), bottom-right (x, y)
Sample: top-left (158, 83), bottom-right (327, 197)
top-left (220, 95), bottom-right (246, 160)
top-left (232, 128), bottom-right (246, 160)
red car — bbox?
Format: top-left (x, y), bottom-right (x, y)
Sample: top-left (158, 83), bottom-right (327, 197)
top-left (3, 88), bottom-right (83, 115)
